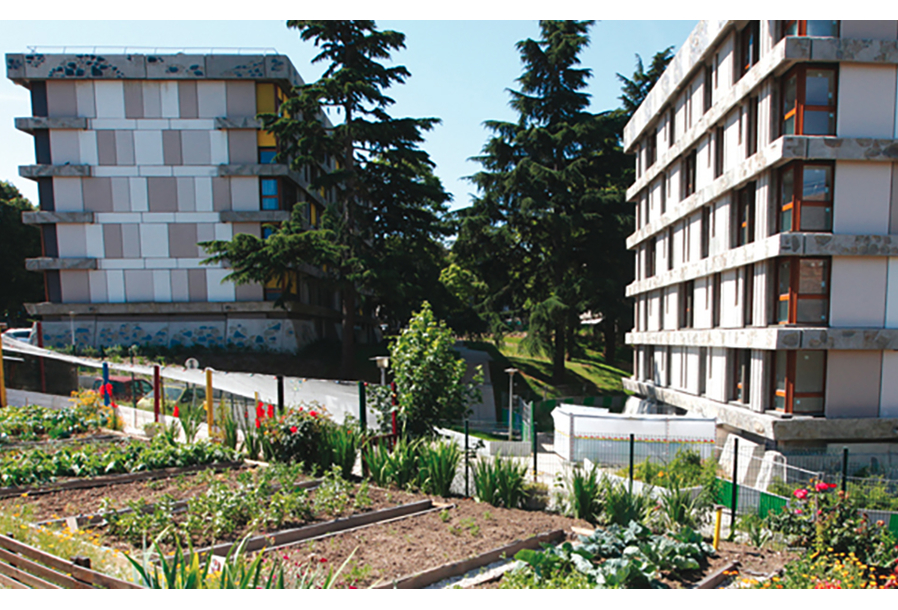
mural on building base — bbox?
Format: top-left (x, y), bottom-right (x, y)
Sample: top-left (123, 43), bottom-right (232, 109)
top-left (39, 317), bottom-right (318, 354)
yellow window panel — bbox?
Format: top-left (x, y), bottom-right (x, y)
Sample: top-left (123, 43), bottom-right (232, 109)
top-left (310, 205), bottom-right (317, 225)
top-left (256, 83), bottom-right (276, 114)
top-left (257, 129), bottom-right (276, 147)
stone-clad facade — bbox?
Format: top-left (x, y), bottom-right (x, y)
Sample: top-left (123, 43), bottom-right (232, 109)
top-left (6, 51), bottom-right (369, 352)
top-left (622, 21), bottom-right (898, 451)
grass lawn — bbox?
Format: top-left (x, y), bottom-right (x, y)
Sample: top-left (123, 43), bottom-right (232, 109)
top-left (463, 334), bottom-right (632, 404)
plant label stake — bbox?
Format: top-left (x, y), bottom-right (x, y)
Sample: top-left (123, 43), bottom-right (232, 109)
top-left (277, 375), bottom-right (284, 416)
top-left (628, 433), bottom-right (635, 497)
top-left (358, 381), bottom-right (367, 431)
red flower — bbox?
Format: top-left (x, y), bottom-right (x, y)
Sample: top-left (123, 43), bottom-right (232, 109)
top-left (267, 403), bottom-right (275, 419)
top-left (255, 418), bottom-right (261, 429)
top-left (795, 509), bottom-right (803, 515)
top-left (815, 482), bottom-right (832, 492)
top-left (793, 488), bottom-right (809, 500)
top-left (310, 411), bottom-right (317, 418)
top-left (290, 426), bottom-right (298, 434)
top-left (173, 405), bottom-right (180, 418)
top-left (256, 401), bottom-right (264, 420)
top-left (319, 557), bottom-right (327, 563)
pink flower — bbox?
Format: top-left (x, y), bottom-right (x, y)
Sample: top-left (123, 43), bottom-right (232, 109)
top-left (793, 488), bottom-right (809, 500)
top-left (815, 482), bottom-right (832, 492)
top-left (290, 426), bottom-right (298, 434)
top-left (795, 509), bottom-right (803, 515)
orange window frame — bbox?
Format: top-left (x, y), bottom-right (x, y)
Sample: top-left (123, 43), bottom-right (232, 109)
top-left (778, 161), bottom-right (834, 233)
top-left (772, 350), bottom-right (826, 414)
top-left (775, 257), bottom-right (830, 325)
top-left (781, 64), bottom-right (838, 136)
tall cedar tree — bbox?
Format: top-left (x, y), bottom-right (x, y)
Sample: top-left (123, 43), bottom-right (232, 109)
top-left (463, 20), bottom-right (605, 382)
top-left (201, 21), bottom-right (449, 376)
top-left (0, 181), bottom-right (43, 326)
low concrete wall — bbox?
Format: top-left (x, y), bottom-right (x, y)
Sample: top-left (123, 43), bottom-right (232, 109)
top-left (436, 427), bottom-right (531, 457)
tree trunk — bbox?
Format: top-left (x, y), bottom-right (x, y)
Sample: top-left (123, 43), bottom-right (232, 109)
top-left (552, 319), bottom-right (566, 384)
top-left (603, 316), bottom-right (617, 366)
top-left (340, 283), bottom-right (356, 378)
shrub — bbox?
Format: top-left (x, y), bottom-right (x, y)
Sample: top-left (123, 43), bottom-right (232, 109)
top-left (319, 422), bottom-right (359, 479)
top-left (473, 454), bottom-right (527, 509)
top-left (599, 477), bottom-right (654, 527)
top-left (362, 436), bottom-right (421, 490)
top-left (417, 439), bottom-right (461, 497)
top-left (260, 405), bottom-right (329, 469)
top-left (557, 463), bottom-right (603, 523)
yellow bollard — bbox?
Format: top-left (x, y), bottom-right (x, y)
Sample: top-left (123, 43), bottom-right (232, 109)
top-left (205, 368), bottom-right (213, 436)
top-left (713, 506), bottom-right (723, 551)
top-left (0, 338), bottom-right (6, 408)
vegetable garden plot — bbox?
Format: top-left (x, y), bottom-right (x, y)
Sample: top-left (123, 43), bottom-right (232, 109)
top-left (270, 496), bottom-right (592, 589)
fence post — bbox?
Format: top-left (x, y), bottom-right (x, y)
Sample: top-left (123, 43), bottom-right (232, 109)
top-left (841, 447), bottom-right (849, 495)
top-left (36, 321), bottom-right (46, 394)
top-left (153, 365), bottom-right (161, 424)
top-left (129, 347), bottom-right (137, 430)
top-left (730, 438), bottom-right (739, 539)
top-left (390, 381), bottom-right (398, 437)
top-left (205, 368), bottom-right (213, 436)
top-left (464, 420), bottom-right (470, 498)
top-left (276, 375), bottom-right (284, 415)
top-left (102, 362), bottom-right (110, 407)
top-left (532, 404), bottom-right (538, 483)
top-left (628, 433), bottom-right (635, 496)
top-left (0, 337), bottom-right (6, 408)
top-left (358, 381), bottom-right (367, 431)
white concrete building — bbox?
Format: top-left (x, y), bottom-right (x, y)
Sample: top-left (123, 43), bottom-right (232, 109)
top-left (622, 21), bottom-right (898, 451)
top-left (6, 51), bottom-right (372, 352)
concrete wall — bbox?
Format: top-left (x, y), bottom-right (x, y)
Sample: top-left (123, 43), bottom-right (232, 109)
top-left (837, 65), bottom-right (897, 139)
top-left (829, 257), bottom-right (887, 327)
top-left (833, 161), bottom-right (892, 235)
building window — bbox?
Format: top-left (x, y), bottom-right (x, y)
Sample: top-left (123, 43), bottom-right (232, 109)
top-left (679, 280), bottom-right (694, 329)
top-left (778, 162), bottom-right (834, 232)
top-left (700, 206), bottom-right (710, 259)
top-left (772, 350), bottom-right (826, 414)
top-left (681, 150), bottom-right (697, 199)
top-left (782, 65), bottom-right (837, 136)
top-left (743, 264), bottom-right (754, 326)
top-left (660, 174), bottom-right (667, 215)
top-left (739, 21), bottom-right (760, 80)
top-left (698, 346), bottom-right (708, 395)
top-left (703, 64), bottom-right (713, 113)
top-left (746, 96), bottom-right (759, 157)
top-left (646, 237), bottom-right (656, 278)
top-left (712, 273), bottom-right (721, 328)
top-left (776, 257), bottom-right (830, 325)
top-left (666, 346), bottom-right (673, 387)
top-left (714, 125), bottom-right (724, 178)
top-left (668, 107), bottom-right (676, 147)
top-left (730, 349), bottom-right (751, 403)
top-left (644, 346), bottom-right (655, 382)
top-left (735, 182), bottom-right (755, 247)
top-left (261, 178), bottom-right (280, 210)
top-left (783, 20), bottom-right (839, 37)
top-left (666, 227), bottom-right (674, 271)
top-left (647, 129), bottom-right (657, 169)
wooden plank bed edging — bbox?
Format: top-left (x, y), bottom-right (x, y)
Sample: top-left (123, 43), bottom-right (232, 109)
top-left (0, 460), bottom-right (246, 500)
top-left (203, 499), bottom-right (435, 558)
top-left (0, 533), bottom-right (141, 589)
top-left (694, 559), bottom-right (741, 590)
top-left (372, 529), bottom-right (566, 589)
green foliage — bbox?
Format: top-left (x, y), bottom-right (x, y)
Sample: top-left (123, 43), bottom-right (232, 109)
top-left (505, 521), bottom-right (714, 589)
top-left (556, 463), bottom-right (603, 523)
top-left (0, 180), bottom-right (43, 326)
top-left (654, 483), bottom-right (709, 533)
top-left (599, 478), bottom-right (654, 527)
top-left (311, 465), bottom-right (354, 518)
top-left (473, 454), bottom-right (528, 509)
top-left (390, 302), bottom-right (481, 436)
top-left (417, 439), bottom-right (461, 497)
top-left (0, 436), bottom-right (238, 487)
top-left (0, 403), bottom-right (100, 443)
top-left (319, 420), bottom-right (359, 480)
top-left (616, 47), bottom-right (676, 116)
top-left (736, 513), bottom-right (773, 549)
top-left (616, 450), bottom-right (707, 489)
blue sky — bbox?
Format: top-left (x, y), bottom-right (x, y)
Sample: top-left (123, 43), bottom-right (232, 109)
top-left (0, 20), bottom-right (698, 210)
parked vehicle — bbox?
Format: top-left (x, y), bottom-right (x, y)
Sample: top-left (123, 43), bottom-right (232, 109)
top-left (90, 376), bottom-right (153, 403)
top-left (136, 385), bottom-right (223, 411)
top-left (2, 327), bottom-right (33, 344)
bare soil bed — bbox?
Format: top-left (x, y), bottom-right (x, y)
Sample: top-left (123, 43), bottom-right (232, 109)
top-left (277, 496), bottom-right (593, 588)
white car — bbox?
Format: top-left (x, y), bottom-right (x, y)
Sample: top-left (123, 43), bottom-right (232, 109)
top-left (2, 328), bottom-right (33, 344)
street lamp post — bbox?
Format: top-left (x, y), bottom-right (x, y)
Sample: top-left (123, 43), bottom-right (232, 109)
top-left (372, 356), bottom-right (390, 386)
top-left (505, 368), bottom-right (519, 441)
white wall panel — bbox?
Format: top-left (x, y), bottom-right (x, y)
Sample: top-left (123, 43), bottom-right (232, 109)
top-left (833, 161), bottom-right (892, 235)
top-left (886, 258), bottom-right (898, 328)
top-left (837, 65), bottom-right (897, 138)
top-left (74, 81), bottom-right (96, 118)
top-left (230, 177), bottom-right (260, 211)
top-left (209, 130), bottom-right (229, 164)
top-left (84, 224), bottom-right (104, 259)
top-left (56, 224), bottom-right (87, 257)
top-left (206, 269), bottom-right (235, 302)
top-left (139, 224), bottom-right (169, 258)
top-left (194, 177), bottom-right (213, 212)
top-left (214, 223), bottom-right (233, 241)
top-left (197, 81), bottom-right (227, 118)
top-left (88, 270), bottom-right (107, 303)
top-left (106, 269), bottom-right (125, 303)
top-left (129, 177), bottom-right (148, 212)
top-left (50, 130), bottom-right (81, 164)
top-left (94, 81), bottom-right (126, 119)
top-left (881, 351), bottom-right (898, 417)
top-left (78, 131), bottom-right (98, 166)
top-left (133, 130), bottom-right (164, 165)
top-left (53, 178), bottom-right (84, 211)
top-left (153, 270), bottom-right (172, 302)
top-left (160, 82), bottom-right (180, 118)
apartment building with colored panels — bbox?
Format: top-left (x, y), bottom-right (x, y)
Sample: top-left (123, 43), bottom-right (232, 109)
top-left (622, 21), bottom-right (898, 452)
top-left (6, 51), bottom-right (363, 352)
